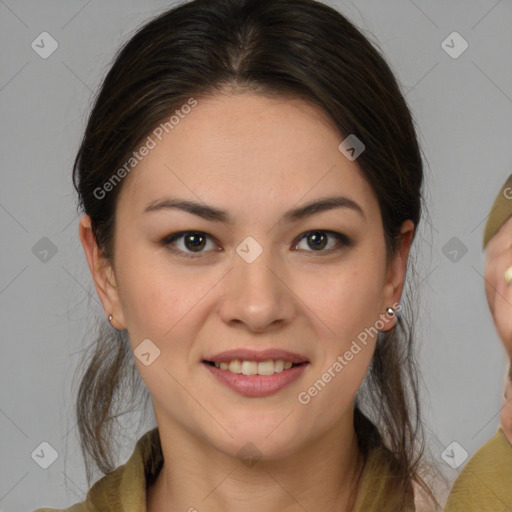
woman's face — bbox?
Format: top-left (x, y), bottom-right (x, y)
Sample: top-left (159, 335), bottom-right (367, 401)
top-left (81, 92), bottom-right (412, 460)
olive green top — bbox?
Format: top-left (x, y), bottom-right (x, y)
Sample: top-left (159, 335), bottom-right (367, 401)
top-left (445, 428), bottom-right (512, 511)
top-left (483, 174), bottom-right (512, 249)
top-left (33, 427), bottom-right (415, 511)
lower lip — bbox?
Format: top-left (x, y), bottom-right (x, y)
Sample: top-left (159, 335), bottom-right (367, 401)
top-left (202, 362), bottom-right (309, 397)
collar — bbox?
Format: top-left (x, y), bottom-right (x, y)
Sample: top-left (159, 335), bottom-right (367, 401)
top-left (85, 427), bottom-right (162, 512)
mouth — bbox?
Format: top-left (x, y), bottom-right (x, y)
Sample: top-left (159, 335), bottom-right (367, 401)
top-left (201, 359), bottom-right (308, 375)
top-left (201, 351), bottom-right (310, 397)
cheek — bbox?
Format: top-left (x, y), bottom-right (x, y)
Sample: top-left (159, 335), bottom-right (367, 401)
top-left (118, 270), bottom-right (169, 333)
top-left (289, 260), bottom-right (382, 401)
top-left (114, 243), bottom-right (186, 340)
top-left (302, 261), bottom-right (384, 341)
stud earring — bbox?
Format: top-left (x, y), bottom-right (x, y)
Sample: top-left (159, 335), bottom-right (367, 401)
top-left (386, 307), bottom-right (395, 316)
top-left (107, 314), bottom-right (121, 331)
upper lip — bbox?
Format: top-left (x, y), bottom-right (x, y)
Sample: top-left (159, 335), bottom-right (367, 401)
top-left (203, 348), bottom-right (309, 364)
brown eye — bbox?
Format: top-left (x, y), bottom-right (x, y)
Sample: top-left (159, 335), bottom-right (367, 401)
top-left (294, 230), bottom-right (351, 254)
top-left (162, 231), bottom-right (219, 258)
top-left (182, 232), bottom-right (207, 251)
top-left (306, 231), bottom-right (328, 250)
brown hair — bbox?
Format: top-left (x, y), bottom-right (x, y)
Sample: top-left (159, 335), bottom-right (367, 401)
top-left (72, 0), bottom-right (438, 508)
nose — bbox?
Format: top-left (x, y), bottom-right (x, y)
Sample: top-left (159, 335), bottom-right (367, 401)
top-left (218, 243), bottom-right (296, 333)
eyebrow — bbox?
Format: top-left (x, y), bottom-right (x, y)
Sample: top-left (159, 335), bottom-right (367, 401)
top-left (143, 195), bottom-right (366, 223)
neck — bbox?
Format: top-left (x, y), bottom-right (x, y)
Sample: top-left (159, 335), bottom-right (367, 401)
top-left (147, 410), bottom-right (365, 512)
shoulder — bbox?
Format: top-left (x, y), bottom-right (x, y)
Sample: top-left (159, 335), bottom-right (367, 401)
top-left (445, 429), bottom-right (512, 511)
top-left (33, 504), bottom-right (91, 512)
top-left (32, 427), bottom-right (161, 512)
top-left (31, 462), bottom-right (125, 512)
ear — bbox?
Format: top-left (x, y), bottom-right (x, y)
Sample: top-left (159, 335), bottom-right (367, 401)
top-left (379, 219), bottom-right (415, 331)
top-left (78, 214), bottom-right (126, 330)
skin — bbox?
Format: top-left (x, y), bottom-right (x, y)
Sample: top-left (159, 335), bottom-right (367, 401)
top-left (483, 215), bottom-right (512, 444)
top-left (502, 374), bottom-right (512, 445)
top-left (79, 92), bottom-right (414, 511)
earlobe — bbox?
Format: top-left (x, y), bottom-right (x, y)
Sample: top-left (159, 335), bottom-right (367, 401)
top-left (78, 214), bottom-right (125, 329)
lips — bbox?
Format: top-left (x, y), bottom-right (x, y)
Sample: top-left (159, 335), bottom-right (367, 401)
top-left (203, 348), bottom-right (309, 365)
top-left (202, 359), bottom-right (309, 397)
top-left (201, 348), bottom-right (310, 397)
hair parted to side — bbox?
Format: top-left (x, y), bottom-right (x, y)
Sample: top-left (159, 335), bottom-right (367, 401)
top-left (72, 0), bottom-right (439, 508)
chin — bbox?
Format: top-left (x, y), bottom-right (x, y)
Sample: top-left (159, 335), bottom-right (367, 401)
top-left (225, 437), bottom-right (301, 463)
top-left (208, 424), bottom-right (304, 461)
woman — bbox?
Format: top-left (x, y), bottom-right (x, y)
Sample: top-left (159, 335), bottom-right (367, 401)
top-left (445, 175), bottom-right (512, 511)
top-left (34, 0), bottom-right (439, 510)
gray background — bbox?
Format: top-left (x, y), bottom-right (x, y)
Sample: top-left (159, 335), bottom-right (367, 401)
top-left (1, 0), bottom-right (511, 510)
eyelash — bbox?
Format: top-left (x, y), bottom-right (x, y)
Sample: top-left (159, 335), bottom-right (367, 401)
top-left (160, 230), bottom-right (352, 259)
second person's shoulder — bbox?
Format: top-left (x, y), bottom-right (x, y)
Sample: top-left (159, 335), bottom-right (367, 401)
top-left (445, 429), bottom-right (512, 511)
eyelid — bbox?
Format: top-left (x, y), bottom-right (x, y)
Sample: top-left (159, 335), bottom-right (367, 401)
top-left (293, 230), bottom-right (352, 251)
top-left (161, 229), bottom-right (351, 258)
top-left (161, 230), bottom-right (220, 258)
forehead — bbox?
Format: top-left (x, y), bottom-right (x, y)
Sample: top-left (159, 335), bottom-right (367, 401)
top-left (116, 93), bottom-right (379, 221)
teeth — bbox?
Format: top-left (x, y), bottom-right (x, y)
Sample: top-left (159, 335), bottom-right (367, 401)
top-left (212, 359), bottom-right (298, 375)
top-left (228, 360), bottom-right (241, 373)
top-left (241, 360), bottom-right (259, 375)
